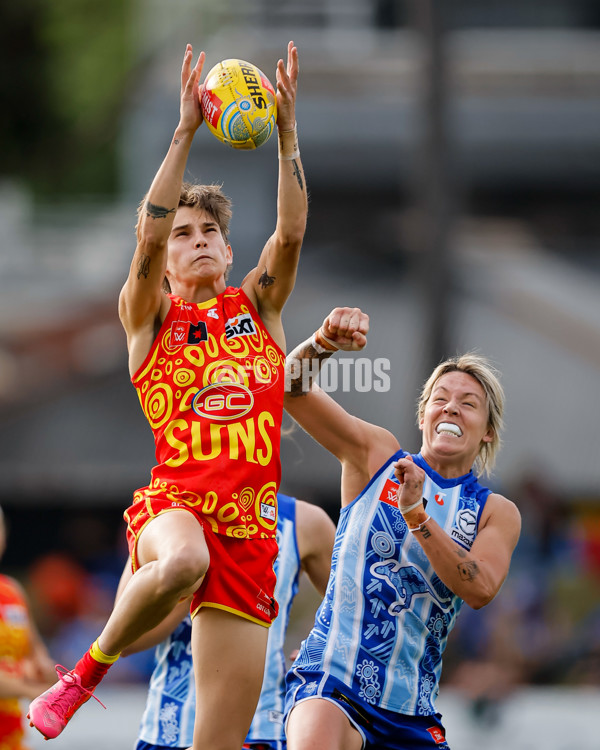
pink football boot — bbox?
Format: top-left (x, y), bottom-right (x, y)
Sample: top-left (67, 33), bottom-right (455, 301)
top-left (27, 665), bottom-right (105, 740)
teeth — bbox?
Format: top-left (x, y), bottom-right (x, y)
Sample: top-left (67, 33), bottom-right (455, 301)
top-left (436, 422), bottom-right (462, 437)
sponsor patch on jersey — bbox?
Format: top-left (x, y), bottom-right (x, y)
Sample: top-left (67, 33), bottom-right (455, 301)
top-left (426, 725), bottom-right (446, 744)
top-left (260, 502), bottom-right (276, 522)
top-left (171, 320), bottom-right (208, 345)
top-left (379, 478), bottom-right (400, 507)
top-left (225, 313), bottom-right (257, 339)
top-left (450, 507), bottom-right (478, 547)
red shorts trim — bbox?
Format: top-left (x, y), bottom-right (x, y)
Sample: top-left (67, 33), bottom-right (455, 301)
top-left (124, 497), bottom-right (278, 627)
top-left (191, 524), bottom-right (278, 627)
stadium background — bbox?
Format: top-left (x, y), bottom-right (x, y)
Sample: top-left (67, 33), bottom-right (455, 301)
top-left (0, 1), bottom-right (599, 747)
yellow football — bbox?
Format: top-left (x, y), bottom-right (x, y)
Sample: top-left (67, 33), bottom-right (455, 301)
top-left (200, 58), bottom-right (277, 150)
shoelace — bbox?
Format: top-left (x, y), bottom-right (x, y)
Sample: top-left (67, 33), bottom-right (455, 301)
top-left (47, 665), bottom-right (107, 715)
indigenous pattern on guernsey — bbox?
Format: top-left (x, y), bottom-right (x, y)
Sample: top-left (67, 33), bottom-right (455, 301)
top-left (136, 494), bottom-right (301, 748)
top-left (125, 287), bottom-right (285, 540)
top-left (286, 451), bottom-right (491, 716)
top-left (0, 575), bottom-right (32, 749)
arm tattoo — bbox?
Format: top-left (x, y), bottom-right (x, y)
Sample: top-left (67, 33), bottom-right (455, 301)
top-left (137, 253), bottom-right (151, 279)
top-left (145, 201), bottom-right (175, 220)
top-left (457, 560), bottom-right (479, 582)
top-left (258, 269), bottom-right (275, 289)
top-left (286, 342), bottom-right (333, 397)
top-left (287, 371), bottom-right (309, 398)
top-left (292, 160), bottom-right (304, 191)
top-left (420, 525), bottom-right (432, 539)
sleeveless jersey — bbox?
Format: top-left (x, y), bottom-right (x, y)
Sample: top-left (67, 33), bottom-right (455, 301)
top-left (0, 575), bottom-right (32, 750)
top-left (130, 287), bottom-right (286, 539)
top-left (288, 451), bottom-right (491, 716)
top-left (137, 494), bottom-right (301, 747)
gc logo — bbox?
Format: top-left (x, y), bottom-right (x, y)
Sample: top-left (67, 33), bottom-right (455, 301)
top-left (192, 383), bottom-right (254, 421)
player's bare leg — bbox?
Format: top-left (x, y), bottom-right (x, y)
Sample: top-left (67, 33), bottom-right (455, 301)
top-left (286, 698), bottom-right (363, 750)
top-left (191, 608), bottom-right (268, 750)
top-left (98, 510), bottom-right (208, 653)
top-left (28, 511), bottom-right (208, 740)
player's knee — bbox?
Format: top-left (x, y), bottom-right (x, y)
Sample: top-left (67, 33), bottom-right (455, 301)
top-left (155, 546), bottom-right (209, 596)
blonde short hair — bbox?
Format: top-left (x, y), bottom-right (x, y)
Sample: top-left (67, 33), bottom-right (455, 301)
top-left (417, 353), bottom-right (505, 477)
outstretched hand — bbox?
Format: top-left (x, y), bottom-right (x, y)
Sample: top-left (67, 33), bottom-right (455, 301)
top-left (275, 40), bottom-right (298, 131)
top-left (320, 307), bottom-right (369, 351)
top-left (179, 44), bottom-right (205, 132)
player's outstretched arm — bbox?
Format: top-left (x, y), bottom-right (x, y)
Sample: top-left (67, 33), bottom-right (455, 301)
top-left (243, 42), bottom-right (308, 346)
top-left (119, 45), bottom-right (205, 375)
top-left (284, 308), bottom-right (398, 480)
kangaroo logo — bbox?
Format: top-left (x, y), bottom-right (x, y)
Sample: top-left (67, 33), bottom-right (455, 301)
top-left (370, 561), bottom-right (451, 615)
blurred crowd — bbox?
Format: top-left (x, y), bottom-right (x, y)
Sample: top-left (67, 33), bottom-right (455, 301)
top-left (442, 469), bottom-right (600, 722)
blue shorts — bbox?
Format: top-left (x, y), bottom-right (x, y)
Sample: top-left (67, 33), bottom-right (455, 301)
top-left (285, 670), bottom-right (449, 750)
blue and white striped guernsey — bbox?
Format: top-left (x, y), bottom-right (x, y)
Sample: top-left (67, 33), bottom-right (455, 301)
top-left (287, 451), bottom-right (491, 716)
top-left (136, 493), bottom-right (301, 747)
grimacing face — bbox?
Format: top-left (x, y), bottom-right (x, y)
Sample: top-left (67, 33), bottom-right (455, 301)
top-left (420, 371), bottom-right (493, 470)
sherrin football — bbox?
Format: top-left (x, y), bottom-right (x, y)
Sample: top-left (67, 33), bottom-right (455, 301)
top-left (200, 58), bottom-right (277, 150)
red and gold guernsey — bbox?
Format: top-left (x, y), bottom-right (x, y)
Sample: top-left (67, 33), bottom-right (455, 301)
top-left (127, 287), bottom-right (285, 541)
top-left (0, 575), bottom-right (31, 750)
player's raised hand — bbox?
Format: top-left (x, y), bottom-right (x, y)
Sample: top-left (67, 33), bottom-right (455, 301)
top-left (393, 455), bottom-right (426, 512)
top-left (320, 307), bottom-right (369, 351)
top-left (275, 40), bottom-right (298, 131)
top-left (179, 44), bottom-right (205, 132)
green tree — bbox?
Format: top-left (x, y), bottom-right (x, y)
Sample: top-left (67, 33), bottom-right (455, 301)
top-left (0, 0), bottom-right (131, 198)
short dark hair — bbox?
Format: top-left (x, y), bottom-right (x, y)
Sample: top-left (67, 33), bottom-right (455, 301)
top-left (177, 182), bottom-right (233, 240)
top-left (137, 183), bottom-right (234, 294)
